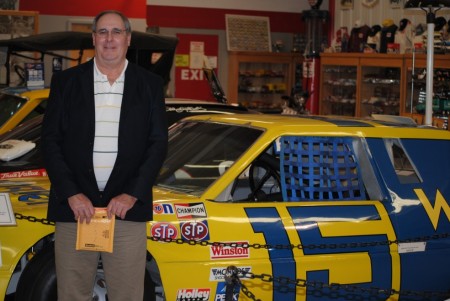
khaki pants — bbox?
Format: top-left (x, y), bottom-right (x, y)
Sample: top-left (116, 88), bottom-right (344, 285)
top-left (55, 220), bottom-right (147, 301)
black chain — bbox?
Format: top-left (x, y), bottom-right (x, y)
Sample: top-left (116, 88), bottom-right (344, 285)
top-left (14, 213), bottom-right (450, 251)
top-left (147, 233), bottom-right (450, 250)
top-left (237, 271), bottom-right (450, 301)
top-left (14, 212), bottom-right (55, 225)
top-left (14, 214), bottom-right (450, 300)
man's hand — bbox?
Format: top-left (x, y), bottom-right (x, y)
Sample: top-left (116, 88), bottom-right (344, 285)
top-left (107, 193), bottom-right (137, 219)
top-left (68, 193), bottom-right (95, 223)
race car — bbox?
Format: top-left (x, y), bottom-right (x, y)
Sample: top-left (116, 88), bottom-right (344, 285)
top-left (0, 87), bottom-right (48, 135)
top-left (1, 113), bottom-right (450, 301)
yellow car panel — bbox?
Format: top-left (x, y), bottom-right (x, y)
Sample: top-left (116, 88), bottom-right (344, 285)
top-left (0, 88), bottom-right (49, 135)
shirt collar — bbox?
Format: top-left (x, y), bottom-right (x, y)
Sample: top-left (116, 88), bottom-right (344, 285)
top-left (93, 58), bottom-right (128, 82)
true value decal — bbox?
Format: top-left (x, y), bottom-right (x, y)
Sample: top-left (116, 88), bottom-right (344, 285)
top-left (0, 169), bottom-right (47, 179)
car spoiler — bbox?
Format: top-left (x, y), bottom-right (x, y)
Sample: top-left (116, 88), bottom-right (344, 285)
top-left (0, 31), bottom-right (179, 86)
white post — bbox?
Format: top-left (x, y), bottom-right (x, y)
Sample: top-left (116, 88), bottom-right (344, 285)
top-left (424, 20), bottom-right (435, 126)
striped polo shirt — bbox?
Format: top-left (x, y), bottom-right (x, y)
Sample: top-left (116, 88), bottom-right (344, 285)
top-left (93, 59), bottom-right (128, 191)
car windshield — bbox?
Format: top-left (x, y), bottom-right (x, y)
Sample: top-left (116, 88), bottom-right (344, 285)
top-left (0, 93), bottom-right (26, 127)
top-left (156, 121), bottom-right (263, 195)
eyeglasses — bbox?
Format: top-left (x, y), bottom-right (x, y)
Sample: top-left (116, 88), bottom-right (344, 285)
top-left (94, 28), bottom-right (128, 38)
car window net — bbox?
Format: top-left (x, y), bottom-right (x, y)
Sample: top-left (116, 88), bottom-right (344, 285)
top-left (280, 136), bottom-right (367, 201)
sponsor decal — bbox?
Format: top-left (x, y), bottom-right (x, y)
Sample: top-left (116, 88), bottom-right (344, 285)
top-left (151, 222), bottom-right (178, 240)
top-left (166, 106), bottom-right (207, 113)
top-left (176, 288), bottom-right (210, 301)
top-left (215, 282), bottom-right (240, 301)
top-left (210, 241), bottom-right (250, 260)
top-left (181, 220), bottom-right (209, 241)
top-left (0, 169), bottom-right (47, 179)
top-left (153, 203), bottom-right (174, 215)
top-left (209, 266), bottom-right (251, 282)
top-left (175, 203), bottom-right (207, 219)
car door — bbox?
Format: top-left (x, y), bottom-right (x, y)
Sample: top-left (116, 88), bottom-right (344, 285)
top-left (203, 135), bottom-right (402, 301)
top-left (366, 137), bottom-right (450, 295)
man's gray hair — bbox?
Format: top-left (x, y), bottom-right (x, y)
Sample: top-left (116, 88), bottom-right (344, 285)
top-left (92, 10), bottom-right (131, 33)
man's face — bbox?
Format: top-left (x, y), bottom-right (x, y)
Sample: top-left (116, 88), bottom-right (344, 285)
top-left (92, 13), bottom-right (131, 65)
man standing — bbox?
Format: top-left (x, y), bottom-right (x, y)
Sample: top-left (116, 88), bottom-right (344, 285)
top-left (41, 10), bottom-right (168, 301)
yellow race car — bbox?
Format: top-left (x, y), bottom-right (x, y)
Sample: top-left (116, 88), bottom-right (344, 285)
top-left (1, 113), bottom-right (450, 301)
top-left (0, 87), bottom-right (48, 135)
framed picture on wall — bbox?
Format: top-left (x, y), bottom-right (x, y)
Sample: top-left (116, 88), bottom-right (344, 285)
top-left (225, 14), bottom-right (271, 52)
top-left (0, 10), bottom-right (39, 39)
top-left (389, 0), bottom-right (403, 8)
top-left (340, 0), bottom-right (353, 10)
top-left (0, 10), bottom-right (39, 86)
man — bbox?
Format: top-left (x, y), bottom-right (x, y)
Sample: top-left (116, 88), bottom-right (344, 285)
top-left (41, 10), bottom-right (168, 301)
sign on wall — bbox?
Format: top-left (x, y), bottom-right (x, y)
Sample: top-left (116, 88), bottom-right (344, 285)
top-left (174, 34), bottom-right (219, 101)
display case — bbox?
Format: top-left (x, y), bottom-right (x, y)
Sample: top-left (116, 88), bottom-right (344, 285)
top-left (359, 55), bottom-right (403, 118)
top-left (320, 54), bottom-right (358, 116)
top-left (320, 53), bottom-right (404, 118)
top-left (403, 54), bottom-right (450, 127)
top-left (227, 51), bottom-right (302, 113)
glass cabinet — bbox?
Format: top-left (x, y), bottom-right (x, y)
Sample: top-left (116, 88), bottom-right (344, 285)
top-left (321, 65), bottom-right (357, 116)
top-left (404, 54), bottom-right (450, 118)
top-left (227, 52), bottom-right (302, 113)
top-left (360, 66), bottom-right (401, 117)
top-left (320, 53), bottom-right (404, 118)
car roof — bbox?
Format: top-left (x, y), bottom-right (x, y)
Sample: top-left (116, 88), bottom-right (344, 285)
top-left (1, 88), bottom-right (247, 110)
top-left (0, 31), bottom-right (178, 85)
top-left (0, 99), bottom-right (249, 143)
top-left (182, 114), bottom-right (450, 140)
top-left (2, 87), bottom-right (247, 110)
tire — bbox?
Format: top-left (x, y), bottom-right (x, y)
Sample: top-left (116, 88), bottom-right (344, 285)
top-left (15, 243), bottom-right (57, 301)
top-left (14, 242), bottom-right (156, 301)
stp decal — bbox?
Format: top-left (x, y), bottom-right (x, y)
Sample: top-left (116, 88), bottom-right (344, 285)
top-left (180, 220), bottom-right (209, 241)
top-left (151, 222), bottom-right (178, 240)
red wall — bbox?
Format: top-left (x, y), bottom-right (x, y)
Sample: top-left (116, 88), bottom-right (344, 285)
top-left (19, 0), bottom-right (314, 34)
top-left (147, 5), bottom-right (304, 33)
top-left (18, 1), bottom-right (334, 34)
top-left (19, 0), bottom-right (146, 18)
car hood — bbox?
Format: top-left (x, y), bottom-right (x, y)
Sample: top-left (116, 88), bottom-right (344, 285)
top-left (4, 176), bottom-right (199, 213)
top-left (153, 187), bottom-right (200, 203)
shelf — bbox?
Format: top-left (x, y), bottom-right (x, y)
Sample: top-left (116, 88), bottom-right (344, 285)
top-left (320, 59), bottom-right (357, 116)
top-left (228, 51), bottom-right (303, 113)
top-left (320, 53), bottom-right (404, 118)
top-left (319, 53), bottom-right (450, 130)
top-left (404, 54), bottom-right (450, 117)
